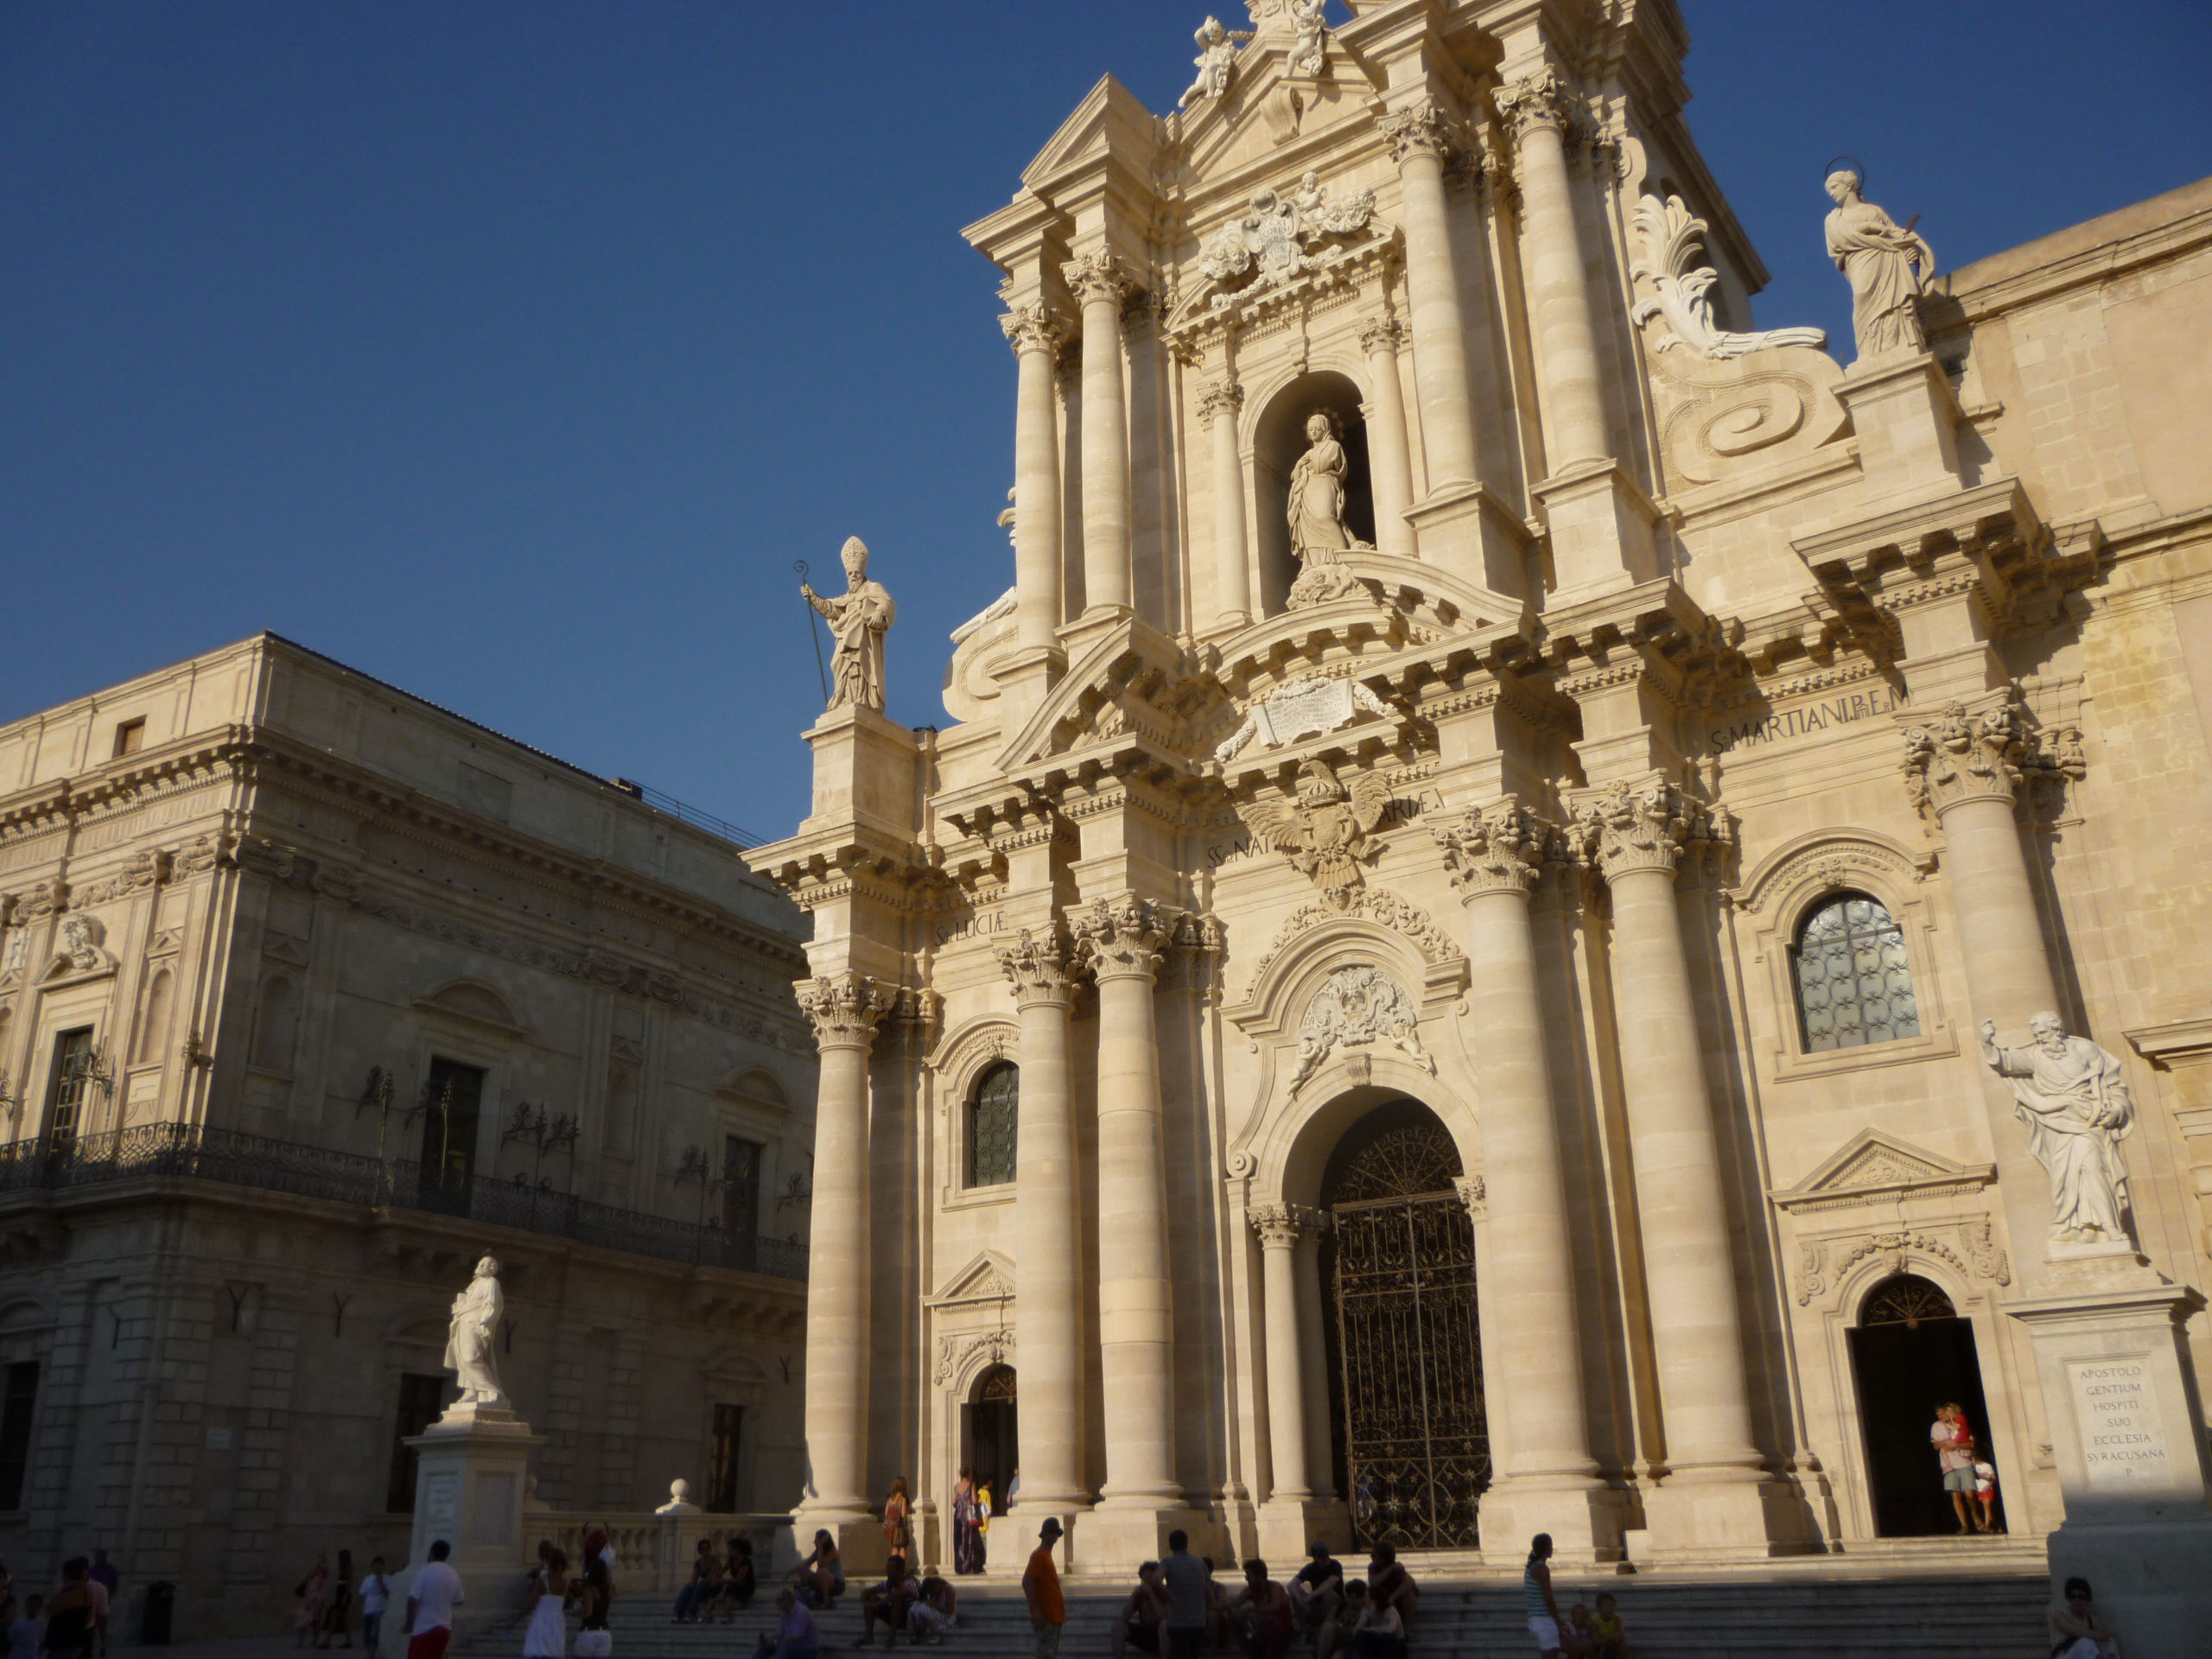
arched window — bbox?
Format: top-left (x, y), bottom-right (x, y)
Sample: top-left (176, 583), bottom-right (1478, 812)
top-left (1859, 1273), bottom-right (1957, 1329)
top-left (965, 1063), bottom-right (1018, 1189)
top-left (1792, 892), bottom-right (1920, 1052)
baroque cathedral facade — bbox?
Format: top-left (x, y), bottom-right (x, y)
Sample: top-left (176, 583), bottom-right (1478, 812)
top-left (749, 0), bottom-right (2212, 1611)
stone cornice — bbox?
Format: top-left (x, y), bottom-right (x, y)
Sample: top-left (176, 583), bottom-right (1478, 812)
top-left (1538, 578), bottom-right (1751, 715)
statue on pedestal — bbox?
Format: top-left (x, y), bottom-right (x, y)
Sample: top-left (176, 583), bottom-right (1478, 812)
top-left (1824, 168), bottom-right (1936, 358)
top-left (802, 537), bottom-right (895, 714)
top-left (1286, 411), bottom-right (1366, 607)
top-left (443, 1254), bottom-right (510, 1411)
top-left (1980, 1014), bottom-right (2135, 1243)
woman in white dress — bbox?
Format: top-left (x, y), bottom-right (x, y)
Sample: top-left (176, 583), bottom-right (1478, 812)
top-left (524, 1541), bottom-right (570, 1659)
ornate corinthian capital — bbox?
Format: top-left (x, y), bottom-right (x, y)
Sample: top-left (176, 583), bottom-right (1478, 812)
top-left (1429, 798), bottom-right (1547, 899)
top-left (1573, 780), bottom-right (1705, 881)
top-left (795, 972), bottom-right (892, 1052)
top-left (1248, 1203), bottom-right (1327, 1249)
top-left (1000, 302), bottom-right (1066, 357)
top-left (1061, 249), bottom-right (1139, 309)
top-left (1357, 315), bottom-right (1406, 357)
top-left (1493, 67), bottom-right (1573, 141)
top-left (1379, 100), bottom-right (1453, 165)
top-left (1198, 381), bottom-right (1245, 427)
top-left (996, 926), bottom-right (1079, 1008)
top-left (1900, 697), bottom-right (2031, 820)
top-left (1074, 895), bottom-right (1173, 982)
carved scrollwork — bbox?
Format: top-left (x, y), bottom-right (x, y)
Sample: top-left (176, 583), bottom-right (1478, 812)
top-left (1900, 696), bottom-right (2081, 822)
top-left (1246, 887), bottom-right (1464, 991)
top-left (933, 1327), bottom-right (1015, 1386)
top-left (1380, 100), bottom-right (1453, 164)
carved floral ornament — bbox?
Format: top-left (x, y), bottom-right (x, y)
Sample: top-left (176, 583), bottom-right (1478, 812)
top-left (1000, 302), bottom-right (1066, 358)
top-left (1244, 886), bottom-right (1464, 993)
top-left (933, 1327), bottom-right (1014, 1387)
top-left (1429, 798), bottom-right (1548, 899)
top-left (1198, 172), bottom-right (1379, 309)
top-left (1075, 896), bottom-right (1175, 981)
top-left (795, 972), bottom-right (893, 1050)
top-left (995, 926), bottom-right (1080, 1007)
top-left (1289, 963), bottom-right (1435, 1095)
top-left (1632, 193), bottom-right (1828, 361)
top-left (1794, 1219), bottom-right (2009, 1308)
top-left (1899, 696), bottom-right (2084, 822)
top-left (1491, 67), bottom-right (1574, 141)
top-left (1570, 779), bottom-right (1727, 881)
top-left (1247, 1201), bottom-right (1327, 1247)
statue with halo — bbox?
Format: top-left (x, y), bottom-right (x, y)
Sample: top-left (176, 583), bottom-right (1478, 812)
top-left (1824, 165), bottom-right (1936, 358)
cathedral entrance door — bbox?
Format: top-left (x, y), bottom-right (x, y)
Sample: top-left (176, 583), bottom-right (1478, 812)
top-left (1321, 1103), bottom-right (1488, 1549)
top-left (963, 1363), bottom-right (1018, 1519)
top-left (1847, 1274), bottom-right (1999, 1536)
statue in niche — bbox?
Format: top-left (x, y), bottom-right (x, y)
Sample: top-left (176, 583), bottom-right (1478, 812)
top-left (1824, 168), bottom-right (1937, 359)
top-left (1286, 411), bottom-right (1368, 607)
top-left (443, 1253), bottom-right (510, 1412)
top-left (1979, 1013), bottom-right (2135, 1244)
top-left (802, 536), bottom-right (896, 714)
top-left (1179, 16), bottom-right (1254, 107)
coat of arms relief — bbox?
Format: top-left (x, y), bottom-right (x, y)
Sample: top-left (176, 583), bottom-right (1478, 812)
top-left (1236, 759), bottom-right (1395, 910)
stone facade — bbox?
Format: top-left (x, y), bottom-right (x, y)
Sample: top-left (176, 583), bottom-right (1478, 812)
top-left (0, 634), bottom-right (815, 1637)
top-left (747, 0), bottom-right (2212, 1626)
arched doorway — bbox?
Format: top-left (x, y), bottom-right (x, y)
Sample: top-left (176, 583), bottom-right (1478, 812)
top-left (1847, 1274), bottom-right (1999, 1535)
top-left (963, 1363), bottom-right (1018, 1517)
top-left (1319, 1100), bottom-right (1487, 1548)
top-left (1254, 372), bottom-right (1376, 616)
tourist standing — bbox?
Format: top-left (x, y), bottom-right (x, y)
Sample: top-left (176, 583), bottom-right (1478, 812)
top-left (1523, 1535), bottom-right (1563, 1659)
top-left (41, 1560), bottom-right (94, 1659)
top-left (571, 1541), bottom-right (612, 1659)
top-left (882, 1478), bottom-right (913, 1560)
top-left (402, 1541), bottom-right (464, 1659)
top-left (6, 1595), bottom-right (41, 1659)
top-left (1931, 1403), bottom-right (1983, 1533)
top-left (951, 1470), bottom-right (983, 1576)
top-left (319, 1549), bottom-right (356, 1649)
top-left (1160, 1532), bottom-right (1209, 1659)
top-left (359, 1559), bottom-right (392, 1658)
top-left (294, 1554), bottom-right (331, 1647)
top-left (1021, 1518), bottom-right (1065, 1659)
top-left (85, 1556), bottom-right (116, 1659)
top-left (523, 1542), bottom-right (569, 1659)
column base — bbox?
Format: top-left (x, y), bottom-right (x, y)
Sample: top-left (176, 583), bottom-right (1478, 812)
top-left (1636, 1471), bottom-right (1821, 1560)
top-left (1402, 480), bottom-right (1534, 604)
top-left (1073, 1503), bottom-right (1223, 1576)
top-left (1533, 460), bottom-right (1661, 601)
top-left (1255, 1496), bottom-right (1351, 1564)
top-left (1477, 1479), bottom-right (1628, 1566)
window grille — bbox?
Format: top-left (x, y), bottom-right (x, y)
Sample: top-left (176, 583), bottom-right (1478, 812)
top-left (965, 1063), bottom-right (1018, 1189)
top-left (1793, 892), bottom-right (1921, 1052)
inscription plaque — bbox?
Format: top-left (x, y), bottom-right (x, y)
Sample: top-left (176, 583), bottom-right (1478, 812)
top-left (2069, 1356), bottom-right (2172, 1492)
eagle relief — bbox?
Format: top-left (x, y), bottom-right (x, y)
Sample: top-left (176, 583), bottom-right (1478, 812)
top-left (1236, 759), bottom-right (1395, 909)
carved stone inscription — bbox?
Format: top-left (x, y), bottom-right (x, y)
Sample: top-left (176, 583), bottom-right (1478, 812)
top-left (2068, 1357), bottom-right (2171, 1492)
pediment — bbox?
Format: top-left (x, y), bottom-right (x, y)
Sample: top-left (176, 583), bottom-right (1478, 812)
top-left (1772, 1129), bottom-right (1994, 1212)
top-left (930, 1251), bottom-right (1014, 1306)
top-left (996, 619), bottom-right (1218, 771)
top-left (1021, 75), bottom-right (1159, 194)
top-left (262, 934), bottom-right (312, 969)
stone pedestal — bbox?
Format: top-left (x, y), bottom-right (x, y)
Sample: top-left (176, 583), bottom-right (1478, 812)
top-left (406, 1405), bottom-right (543, 1626)
top-left (2009, 1256), bottom-right (2212, 1656)
top-left (801, 706), bottom-right (921, 838)
top-left (1833, 347), bottom-right (1964, 502)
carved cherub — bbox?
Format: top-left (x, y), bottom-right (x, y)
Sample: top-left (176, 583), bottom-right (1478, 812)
top-left (1238, 759), bottom-right (1395, 909)
top-left (1180, 16), bottom-right (1255, 108)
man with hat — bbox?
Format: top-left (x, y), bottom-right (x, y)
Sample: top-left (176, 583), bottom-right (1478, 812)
top-left (1021, 1517), bottom-right (1067, 1659)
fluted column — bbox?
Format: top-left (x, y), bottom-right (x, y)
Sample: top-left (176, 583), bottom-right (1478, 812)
top-left (1001, 303), bottom-right (1067, 653)
top-left (1495, 67), bottom-right (1609, 472)
top-left (1430, 803), bottom-right (1602, 1502)
top-left (1077, 897), bottom-right (1179, 1504)
top-left (1202, 382), bottom-right (1250, 626)
top-left (996, 928), bottom-right (1090, 1511)
top-left (1576, 784), bottom-right (1770, 1516)
top-left (1064, 250), bottom-right (1136, 615)
top-left (1380, 103), bottom-right (1479, 492)
top-left (1358, 317), bottom-right (1415, 559)
top-left (794, 972), bottom-right (891, 1518)
top-left (1249, 1204), bottom-right (1325, 1501)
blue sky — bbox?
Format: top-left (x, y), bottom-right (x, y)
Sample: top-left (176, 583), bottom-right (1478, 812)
top-left (5, 2), bottom-right (2209, 845)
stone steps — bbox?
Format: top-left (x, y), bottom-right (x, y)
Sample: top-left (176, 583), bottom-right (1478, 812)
top-left (454, 1574), bottom-right (2051, 1659)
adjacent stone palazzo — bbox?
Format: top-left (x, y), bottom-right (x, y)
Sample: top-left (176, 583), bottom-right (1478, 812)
top-left (1076, 897), bottom-right (1181, 1508)
top-left (1379, 102), bottom-right (1480, 493)
top-left (1576, 783), bottom-right (1783, 1548)
top-left (1494, 67), bottom-right (1610, 474)
top-left (1001, 303), bottom-right (1068, 654)
top-left (1064, 250), bottom-right (1138, 615)
top-left (1432, 799), bottom-right (1611, 1551)
top-left (996, 927), bottom-right (1090, 1512)
top-left (795, 971), bottom-right (892, 1521)
top-left (1249, 1203), bottom-right (1326, 1501)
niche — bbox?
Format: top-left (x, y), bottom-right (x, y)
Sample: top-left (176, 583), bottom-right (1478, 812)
top-left (1253, 372), bottom-right (1375, 617)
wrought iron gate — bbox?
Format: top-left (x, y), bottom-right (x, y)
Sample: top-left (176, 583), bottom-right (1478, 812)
top-left (1327, 1121), bottom-right (1488, 1549)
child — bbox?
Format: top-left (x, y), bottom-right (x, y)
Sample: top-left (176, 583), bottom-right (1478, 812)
top-left (1974, 1460), bottom-right (2000, 1532)
top-left (7, 1594), bottom-right (43, 1659)
top-left (1589, 1592), bottom-right (1629, 1659)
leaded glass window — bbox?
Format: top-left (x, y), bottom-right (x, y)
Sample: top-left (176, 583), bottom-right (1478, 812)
top-left (1793, 892), bottom-right (1921, 1052)
top-left (966, 1063), bottom-right (1018, 1188)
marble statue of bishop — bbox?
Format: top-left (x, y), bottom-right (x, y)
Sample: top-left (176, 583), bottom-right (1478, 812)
top-left (803, 536), bottom-right (896, 714)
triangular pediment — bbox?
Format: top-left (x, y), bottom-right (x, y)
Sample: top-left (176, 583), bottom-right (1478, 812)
top-left (931, 1251), bottom-right (1015, 1306)
top-left (996, 618), bottom-right (1215, 771)
top-left (1021, 75), bottom-right (1159, 194)
top-left (1772, 1129), bottom-right (1994, 1211)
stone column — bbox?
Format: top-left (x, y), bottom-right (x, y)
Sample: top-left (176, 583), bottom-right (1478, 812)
top-left (1431, 801), bottom-right (1613, 1555)
top-left (1076, 897), bottom-right (1185, 1554)
top-left (1249, 1205), bottom-right (1323, 1503)
top-left (794, 973), bottom-right (890, 1527)
top-left (1001, 303), bottom-right (1067, 654)
top-left (1577, 784), bottom-right (1790, 1551)
top-left (1202, 382), bottom-right (1250, 626)
top-left (1495, 67), bottom-right (1609, 472)
top-left (1379, 103), bottom-right (1479, 492)
top-left (1064, 250), bottom-right (1136, 616)
top-left (1359, 317), bottom-right (1416, 559)
top-left (996, 928), bottom-right (1089, 1514)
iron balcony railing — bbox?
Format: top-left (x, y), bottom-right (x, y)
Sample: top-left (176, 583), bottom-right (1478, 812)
top-left (0, 1122), bottom-right (807, 1281)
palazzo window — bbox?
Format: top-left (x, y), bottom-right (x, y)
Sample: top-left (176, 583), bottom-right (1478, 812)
top-left (1791, 892), bottom-right (1921, 1052)
top-left (705, 1402), bottom-right (744, 1511)
top-left (966, 1063), bottom-right (1018, 1189)
top-left (45, 1028), bottom-right (96, 1149)
top-left (0, 1360), bottom-right (38, 1510)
